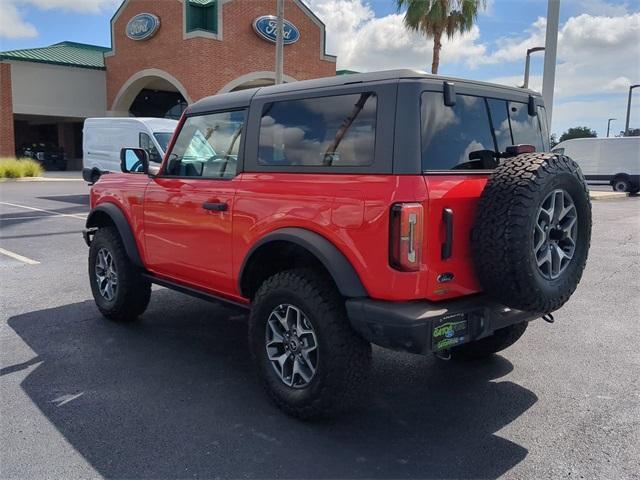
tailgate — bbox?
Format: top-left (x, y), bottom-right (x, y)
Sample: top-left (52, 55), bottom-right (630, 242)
top-left (422, 175), bottom-right (488, 301)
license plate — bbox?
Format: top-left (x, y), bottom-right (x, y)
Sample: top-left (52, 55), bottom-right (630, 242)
top-left (432, 313), bottom-right (470, 351)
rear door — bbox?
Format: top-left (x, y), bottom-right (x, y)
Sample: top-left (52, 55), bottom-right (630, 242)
top-left (143, 109), bottom-right (246, 295)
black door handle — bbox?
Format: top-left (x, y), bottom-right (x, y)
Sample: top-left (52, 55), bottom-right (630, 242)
top-left (202, 202), bottom-right (228, 212)
top-left (441, 208), bottom-right (453, 260)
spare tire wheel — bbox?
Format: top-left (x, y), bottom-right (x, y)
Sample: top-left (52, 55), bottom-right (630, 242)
top-left (471, 153), bottom-right (592, 313)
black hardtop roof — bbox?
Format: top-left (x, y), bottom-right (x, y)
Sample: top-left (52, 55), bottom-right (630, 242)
top-left (187, 69), bottom-right (540, 115)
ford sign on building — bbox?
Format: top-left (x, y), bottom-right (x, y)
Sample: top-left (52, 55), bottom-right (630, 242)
top-left (125, 13), bottom-right (160, 41)
top-left (253, 15), bottom-right (300, 45)
top-left (0, 0), bottom-right (338, 162)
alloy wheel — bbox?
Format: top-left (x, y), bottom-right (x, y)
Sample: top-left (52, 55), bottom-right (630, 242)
top-left (533, 189), bottom-right (578, 280)
top-left (265, 304), bottom-right (318, 388)
top-left (95, 248), bottom-right (118, 301)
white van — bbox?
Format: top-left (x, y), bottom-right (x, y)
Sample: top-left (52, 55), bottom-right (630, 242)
top-left (552, 137), bottom-right (640, 193)
top-left (82, 117), bottom-right (178, 183)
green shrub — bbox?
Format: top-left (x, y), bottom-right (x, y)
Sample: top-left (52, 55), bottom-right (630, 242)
top-left (0, 157), bottom-right (44, 178)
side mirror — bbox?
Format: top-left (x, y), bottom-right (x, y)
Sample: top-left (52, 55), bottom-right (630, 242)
top-left (120, 148), bottom-right (149, 174)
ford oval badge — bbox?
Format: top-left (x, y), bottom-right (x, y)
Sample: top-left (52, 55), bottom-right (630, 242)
top-left (126, 13), bottom-right (160, 41)
top-left (252, 15), bottom-right (300, 45)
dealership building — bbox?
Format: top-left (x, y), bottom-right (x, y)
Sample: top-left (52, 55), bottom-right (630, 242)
top-left (0, 0), bottom-right (337, 165)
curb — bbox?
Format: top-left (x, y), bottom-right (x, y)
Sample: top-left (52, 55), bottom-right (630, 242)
top-left (589, 191), bottom-right (628, 200)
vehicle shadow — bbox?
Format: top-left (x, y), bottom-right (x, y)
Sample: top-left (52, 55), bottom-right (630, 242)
top-left (6, 290), bottom-right (537, 479)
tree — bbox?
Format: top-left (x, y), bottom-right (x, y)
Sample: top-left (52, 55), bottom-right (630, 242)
top-left (559, 127), bottom-right (597, 143)
top-left (396, 0), bottom-right (485, 74)
top-left (550, 133), bottom-right (559, 148)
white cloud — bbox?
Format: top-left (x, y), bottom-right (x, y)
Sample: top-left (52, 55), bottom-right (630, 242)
top-left (20, 0), bottom-right (120, 13)
top-left (306, 0), bottom-right (486, 71)
top-left (486, 13), bottom-right (640, 99)
top-left (0, 0), bottom-right (119, 39)
top-left (0, 2), bottom-right (37, 39)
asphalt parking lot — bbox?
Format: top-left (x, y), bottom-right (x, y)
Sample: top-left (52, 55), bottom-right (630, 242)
top-left (1, 178), bottom-right (639, 479)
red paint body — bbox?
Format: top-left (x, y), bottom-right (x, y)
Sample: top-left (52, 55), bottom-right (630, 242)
top-left (91, 171), bottom-right (488, 303)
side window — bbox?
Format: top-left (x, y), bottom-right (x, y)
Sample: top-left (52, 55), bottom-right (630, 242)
top-left (421, 92), bottom-right (496, 170)
top-left (509, 101), bottom-right (545, 152)
top-left (165, 110), bottom-right (245, 179)
top-left (487, 99), bottom-right (512, 153)
top-left (139, 132), bottom-right (162, 163)
top-left (258, 92), bottom-right (377, 167)
top-left (537, 105), bottom-right (550, 151)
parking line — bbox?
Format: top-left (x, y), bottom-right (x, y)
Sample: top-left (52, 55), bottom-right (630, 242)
top-left (0, 202), bottom-right (87, 220)
top-left (1, 214), bottom-right (79, 221)
top-left (0, 247), bottom-right (40, 265)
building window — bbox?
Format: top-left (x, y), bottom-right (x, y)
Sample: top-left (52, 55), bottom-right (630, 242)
top-left (186, 0), bottom-right (217, 34)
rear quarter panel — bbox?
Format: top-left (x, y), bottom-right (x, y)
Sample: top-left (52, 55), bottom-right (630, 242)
top-left (233, 173), bottom-right (433, 301)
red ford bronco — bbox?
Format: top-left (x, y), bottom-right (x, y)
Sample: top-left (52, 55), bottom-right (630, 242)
top-left (84, 70), bottom-right (591, 419)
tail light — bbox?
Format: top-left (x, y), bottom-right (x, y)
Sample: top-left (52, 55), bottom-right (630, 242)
top-left (389, 203), bottom-right (423, 271)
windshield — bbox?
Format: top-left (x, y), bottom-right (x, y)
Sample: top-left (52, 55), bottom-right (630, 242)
top-left (153, 133), bottom-right (173, 153)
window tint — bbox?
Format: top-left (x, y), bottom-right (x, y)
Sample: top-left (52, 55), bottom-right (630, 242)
top-left (487, 98), bottom-right (512, 152)
top-left (258, 93), bottom-right (377, 167)
top-left (509, 101), bottom-right (544, 152)
top-left (165, 110), bottom-right (245, 179)
top-left (139, 132), bottom-right (162, 163)
top-left (421, 93), bottom-right (496, 170)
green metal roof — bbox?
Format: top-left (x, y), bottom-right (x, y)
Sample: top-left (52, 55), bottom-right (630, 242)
top-left (0, 41), bottom-right (108, 70)
top-left (336, 69), bottom-right (359, 75)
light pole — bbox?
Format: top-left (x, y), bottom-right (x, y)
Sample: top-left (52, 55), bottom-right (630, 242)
top-left (275, 0), bottom-right (284, 85)
top-left (624, 84), bottom-right (639, 136)
top-left (542, 0), bottom-right (560, 128)
top-left (606, 118), bottom-right (616, 138)
top-left (522, 47), bottom-right (545, 89)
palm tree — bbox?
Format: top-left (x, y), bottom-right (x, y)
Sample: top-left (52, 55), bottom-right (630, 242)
top-left (396, 0), bottom-right (485, 74)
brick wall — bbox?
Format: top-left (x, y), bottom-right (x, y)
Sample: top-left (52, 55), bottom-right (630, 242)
top-left (106, 0), bottom-right (336, 110)
top-left (0, 62), bottom-right (15, 157)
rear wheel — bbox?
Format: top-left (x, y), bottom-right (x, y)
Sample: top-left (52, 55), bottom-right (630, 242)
top-left (89, 227), bottom-right (151, 321)
top-left (249, 269), bottom-right (371, 419)
top-left (450, 322), bottom-right (528, 359)
top-left (612, 176), bottom-right (630, 193)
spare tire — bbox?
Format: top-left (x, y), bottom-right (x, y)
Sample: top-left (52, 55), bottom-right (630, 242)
top-left (471, 153), bottom-right (592, 313)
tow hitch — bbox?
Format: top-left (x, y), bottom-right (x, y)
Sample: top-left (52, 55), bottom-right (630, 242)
top-left (542, 313), bottom-right (555, 324)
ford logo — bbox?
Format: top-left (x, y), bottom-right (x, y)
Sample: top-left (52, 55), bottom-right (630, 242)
top-left (126, 13), bottom-right (160, 41)
top-left (252, 15), bottom-right (300, 45)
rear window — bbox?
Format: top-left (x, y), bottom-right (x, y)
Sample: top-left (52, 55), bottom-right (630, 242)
top-left (258, 92), bottom-right (377, 167)
top-left (421, 92), bottom-right (548, 171)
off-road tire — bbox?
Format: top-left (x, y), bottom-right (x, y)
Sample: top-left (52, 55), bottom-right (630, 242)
top-left (89, 226), bottom-right (151, 321)
top-left (249, 269), bottom-right (371, 419)
top-left (450, 322), bottom-right (528, 359)
top-left (472, 153), bottom-right (592, 313)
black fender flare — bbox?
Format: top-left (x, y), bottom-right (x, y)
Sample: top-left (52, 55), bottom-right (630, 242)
top-left (86, 203), bottom-right (143, 268)
top-left (239, 228), bottom-right (367, 298)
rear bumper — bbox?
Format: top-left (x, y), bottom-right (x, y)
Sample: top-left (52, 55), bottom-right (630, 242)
top-left (346, 295), bottom-right (539, 355)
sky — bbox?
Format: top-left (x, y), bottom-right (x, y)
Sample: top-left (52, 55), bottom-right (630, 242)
top-left (0, 0), bottom-right (639, 137)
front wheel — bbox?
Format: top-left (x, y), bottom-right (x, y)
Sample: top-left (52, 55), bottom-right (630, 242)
top-left (89, 227), bottom-right (151, 321)
top-left (249, 269), bottom-right (371, 419)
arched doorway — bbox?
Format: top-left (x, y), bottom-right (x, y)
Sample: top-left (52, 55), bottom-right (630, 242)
top-left (110, 69), bottom-right (192, 118)
top-left (218, 71), bottom-right (298, 94)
